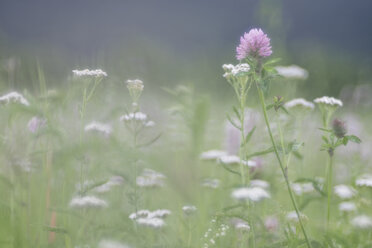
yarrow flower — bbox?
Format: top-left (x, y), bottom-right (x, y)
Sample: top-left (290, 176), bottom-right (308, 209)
top-left (136, 168), bottom-right (166, 188)
top-left (314, 96), bottom-right (343, 107)
top-left (218, 155), bottom-right (257, 168)
top-left (231, 187), bottom-right (270, 202)
top-left (72, 69), bottom-right (107, 77)
top-left (351, 215), bottom-right (372, 229)
top-left (94, 176), bottom-right (124, 193)
top-left (275, 65), bottom-right (308, 80)
top-left (230, 218), bottom-right (250, 231)
top-left (182, 205), bottom-right (197, 215)
top-left (250, 179), bottom-right (270, 189)
top-left (334, 184), bottom-right (356, 199)
top-left (355, 174), bottom-right (372, 187)
top-left (69, 195), bottom-right (108, 208)
top-left (126, 79), bottom-right (144, 103)
top-left (98, 240), bottom-right (131, 248)
top-left (129, 209), bottom-right (171, 228)
top-left (200, 150), bottom-right (227, 161)
top-left (291, 183), bottom-right (315, 196)
top-left (0, 91), bottom-right (29, 106)
top-left (286, 211), bottom-right (308, 223)
top-left (339, 201), bottom-right (357, 212)
top-left (284, 98), bottom-right (314, 111)
top-left (84, 121), bottom-right (112, 136)
top-left (236, 28), bottom-right (272, 60)
top-left (222, 63), bottom-right (250, 78)
top-left (27, 116), bottom-right (47, 133)
top-left (201, 178), bottom-right (220, 189)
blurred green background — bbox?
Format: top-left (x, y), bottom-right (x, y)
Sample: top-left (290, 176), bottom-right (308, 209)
top-left (0, 0), bottom-right (371, 99)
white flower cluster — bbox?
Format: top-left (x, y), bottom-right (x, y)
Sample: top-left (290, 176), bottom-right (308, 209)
top-left (126, 79), bottom-right (144, 91)
top-left (129, 209), bottom-right (171, 228)
top-left (69, 195), bottom-right (108, 208)
top-left (120, 112), bottom-right (155, 127)
top-left (284, 98), bottom-right (315, 110)
top-left (291, 183), bottom-right (315, 196)
top-left (338, 201), bottom-right (356, 212)
top-left (275, 65), bottom-right (308, 80)
top-left (222, 63), bottom-right (250, 78)
top-left (203, 221), bottom-right (230, 248)
top-left (230, 218), bottom-right (250, 231)
top-left (231, 187), bottom-right (270, 202)
top-left (201, 178), bottom-right (220, 189)
top-left (250, 179), bottom-right (270, 189)
top-left (334, 184), bottom-right (356, 199)
top-left (0, 91), bottom-right (29, 106)
top-left (98, 239), bottom-right (131, 248)
top-left (286, 211), bottom-right (308, 223)
top-left (200, 150), bottom-right (227, 161)
top-left (355, 174), bottom-right (372, 187)
top-left (351, 215), bottom-right (372, 229)
top-left (182, 205), bottom-right (197, 215)
top-left (94, 176), bottom-right (124, 193)
top-left (85, 121), bottom-right (112, 136)
top-left (218, 155), bottom-right (257, 168)
top-left (136, 168), bottom-right (166, 188)
top-left (72, 69), bottom-right (107, 77)
top-left (314, 96), bottom-right (343, 107)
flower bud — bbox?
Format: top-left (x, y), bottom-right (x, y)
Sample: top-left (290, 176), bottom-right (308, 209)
top-left (332, 118), bottom-right (347, 138)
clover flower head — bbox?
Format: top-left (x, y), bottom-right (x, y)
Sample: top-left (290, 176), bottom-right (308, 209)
top-left (72, 69), bottom-right (107, 77)
top-left (0, 91), bottom-right (29, 106)
top-left (275, 65), bottom-right (308, 80)
top-left (284, 98), bottom-right (314, 111)
top-left (28, 116), bottom-right (47, 133)
top-left (236, 28), bottom-right (272, 60)
top-left (231, 187), bottom-right (270, 202)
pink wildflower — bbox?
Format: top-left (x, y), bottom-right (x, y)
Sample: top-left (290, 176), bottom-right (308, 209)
top-left (236, 28), bottom-right (272, 60)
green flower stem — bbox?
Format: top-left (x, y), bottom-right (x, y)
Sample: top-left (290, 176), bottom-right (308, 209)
top-left (257, 85), bottom-right (312, 248)
top-left (326, 153), bottom-right (334, 228)
top-left (239, 88), bottom-right (247, 186)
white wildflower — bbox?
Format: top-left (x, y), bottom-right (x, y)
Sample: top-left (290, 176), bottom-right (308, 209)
top-left (200, 150), bottom-right (227, 161)
top-left (0, 91), bottom-right (29, 106)
top-left (222, 63), bottom-right (250, 78)
top-left (286, 211), bottom-right (307, 223)
top-left (218, 155), bottom-right (240, 165)
top-left (182, 205), bottom-right (197, 215)
top-left (126, 79), bottom-right (144, 91)
top-left (356, 174), bottom-right (372, 187)
top-left (201, 178), bottom-right (220, 189)
top-left (69, 195), bottom-right (108, 208)
top-left (314, 96), bottom-right (343, 107)
top-left (145, 120), bottom-right (155, 127)
top-left (72, 69), bottom-right (107, 77)
top-left (351, 215), bottom-right (372, 229)
top-left (98, 240), bottom-right (131, 248)
top-left (250, 179), bottom-right (270, 189)
top-left (284, 98), bottom-right (314, 110)
top-left (291, 183), bottom-right (315, 196)
top-left (136, 168), bottom-right (166, 188)
top-left (231, 218), bottom-right (250, 231)
top-left (339, 202), bottom-right (357, 212)
top-left (334, 184), bottom-right (356, 199)
top-left (136, 217), bottom-right (165, 228)
top-left (231, 187), bottom-right (270, 202)
top-left (84, 121), bottom-right (112, 136)
top-left (275, 65), bottom-right (308, 80)
top-left (120, 112), bottom-right (147, 122)
top-left (94, 176), bottom-right (124, 193)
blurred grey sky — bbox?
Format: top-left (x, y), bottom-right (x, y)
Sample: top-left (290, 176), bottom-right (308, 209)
top-left (0, 0), bottom-right (371, 57)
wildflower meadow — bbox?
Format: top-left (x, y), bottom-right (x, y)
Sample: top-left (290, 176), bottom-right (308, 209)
top-left (1, 3), bottom-right (372, 248)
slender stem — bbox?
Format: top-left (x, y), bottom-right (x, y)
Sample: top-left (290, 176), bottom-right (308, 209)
top-left (257, 85), bottom-right (312, 248)
top-left (239, 89), bottom-right (246, 186)
top-left (326, 154), bottom-right (333, 228)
